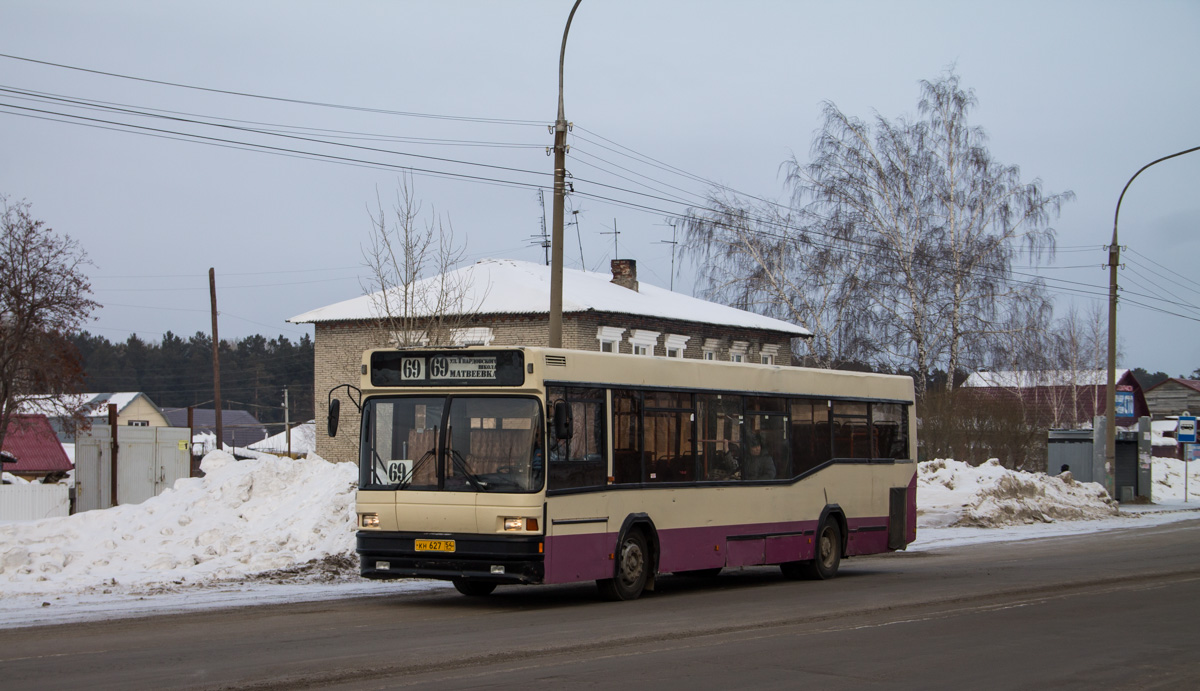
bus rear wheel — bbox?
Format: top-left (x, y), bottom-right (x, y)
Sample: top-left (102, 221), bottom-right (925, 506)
top-left (452, 578), bottom-right (497, 597)
top-left (597, 530), bottom-right (649, 601)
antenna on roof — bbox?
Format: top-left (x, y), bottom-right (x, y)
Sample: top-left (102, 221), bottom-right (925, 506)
top-left (568, 209), bottom-right (584, 268)
top-left (530, 190), bottom-right (551, 265)
top-left (600, 218), bottom-right (620, 258)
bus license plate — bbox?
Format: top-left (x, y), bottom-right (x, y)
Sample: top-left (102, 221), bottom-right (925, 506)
top-left (415, 539), bottom-right (456, 553)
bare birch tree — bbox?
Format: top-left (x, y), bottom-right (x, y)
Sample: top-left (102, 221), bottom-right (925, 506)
top-left (360, 175), bottom-right (479, 348)
top-left (682, 70), bottom-right (1072, 396)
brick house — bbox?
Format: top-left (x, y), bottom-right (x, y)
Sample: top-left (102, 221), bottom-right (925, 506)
top-left (289, 258), bottom-right (811, 462)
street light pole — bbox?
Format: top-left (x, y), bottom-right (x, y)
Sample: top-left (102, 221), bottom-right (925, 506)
top-left (549, 0), bottom-right (583, 349)
top-left (1106, 145), bottom-right (1200, 499)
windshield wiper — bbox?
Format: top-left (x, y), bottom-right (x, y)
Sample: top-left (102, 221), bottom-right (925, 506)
top-left (447, 448), bottom-right (487, 492)
top-left (398, 448), bottom-right (436, 490)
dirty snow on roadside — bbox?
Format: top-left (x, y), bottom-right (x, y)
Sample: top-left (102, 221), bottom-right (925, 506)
top-left (917, 458), bottom-right (1118, 528)
top-left (0, 451), bottom-right (360, 597)
top-left (1, 451), bottom-right (1198, 629)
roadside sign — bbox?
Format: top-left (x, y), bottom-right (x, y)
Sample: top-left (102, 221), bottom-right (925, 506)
top-left (1178, 416), bottom-right (1197, 444)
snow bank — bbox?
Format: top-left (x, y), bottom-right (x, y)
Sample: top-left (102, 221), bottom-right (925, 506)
top-left (0, 451), bottom-right (358, 597)
top-left (1151, 455), bottom-right (1200, 503)
top-left (918, 458), bottom-right (1117, 528)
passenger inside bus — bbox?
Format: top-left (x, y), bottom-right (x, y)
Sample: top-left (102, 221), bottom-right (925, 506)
top-left (741, 434), bottom-right (776, 481)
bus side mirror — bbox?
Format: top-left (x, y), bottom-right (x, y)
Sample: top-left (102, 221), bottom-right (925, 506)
top-left (553, 400), bottom-right (573, 441)
top-left (328, 399), bottom-right (341, 438)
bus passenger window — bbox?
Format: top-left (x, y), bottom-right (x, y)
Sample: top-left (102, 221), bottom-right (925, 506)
top-left (832, 402), bottom-right (871, 458)
top-left (873, 403), bottom-right (910, 460)
top-left (611, 390), bottom-right (642, 485)
top-left (745, 412), bottom-right (788, 480)
top-left (791, 399), bottom-right (831, 475)
top-left (697, 394), bottom-right (742, 481)
top-left (547, 387), bottom-right (607, 490)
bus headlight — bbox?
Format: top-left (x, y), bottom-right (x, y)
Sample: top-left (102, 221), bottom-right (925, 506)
top-left (503, 517), bottom-right (539, 532)
top-left (360, 513), bottom-right (380, 529)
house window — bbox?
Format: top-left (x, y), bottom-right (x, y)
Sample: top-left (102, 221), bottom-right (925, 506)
top-left (127, 420), bottom-right (149, 427)
top-left (703, 338), bottom-right (722, 362)
top-left (730, 341), bottom-right (749, 363)
top-left (597, 326), bottom-right (625, 353)
top-left (760, 343), bottom-right (781, 366)
top-left (628, 330), bottom-right (660, 357)
top-left (663, 334), bottom-right (690, 359)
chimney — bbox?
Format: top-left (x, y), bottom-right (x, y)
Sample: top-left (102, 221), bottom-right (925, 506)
top-left (610, 259), bottom-right (639, 292)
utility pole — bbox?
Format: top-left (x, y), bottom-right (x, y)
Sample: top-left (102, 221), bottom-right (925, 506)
top-left (1107, 145), bottom-right (1200, 500)
top-left (283, 386), bottom-right (291, 457)
top-left (549, 0), bottom-right (583, 348)
top-left (209, 268), bottom-right (223, 452)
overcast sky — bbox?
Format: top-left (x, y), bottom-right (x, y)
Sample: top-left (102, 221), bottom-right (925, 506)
top-left (2, 1), bottom-right (1197, 376)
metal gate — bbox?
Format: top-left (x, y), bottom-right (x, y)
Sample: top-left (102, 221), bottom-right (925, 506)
top-left (75, 425), bottom-right (191, 511)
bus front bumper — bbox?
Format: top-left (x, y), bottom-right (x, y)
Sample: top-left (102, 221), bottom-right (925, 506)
top-left (357, 531), bottom-right (545, 584)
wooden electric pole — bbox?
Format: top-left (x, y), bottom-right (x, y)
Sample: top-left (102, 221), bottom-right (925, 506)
top-left (209, 268), bottom-right (223, 452)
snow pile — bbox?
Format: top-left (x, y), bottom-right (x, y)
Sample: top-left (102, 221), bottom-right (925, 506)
top-left (1152, 456), bottom-right (1200, 503)
top-left (918, 458), bottom-right (1117, 528)
top-left (0, 451), bottom-right (358, 597)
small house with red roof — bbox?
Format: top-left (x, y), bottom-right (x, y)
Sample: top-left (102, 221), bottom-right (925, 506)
top-left (1, 414), bottom-right (73, 483)
top-left (960, 369), bottom-right (1150, 430)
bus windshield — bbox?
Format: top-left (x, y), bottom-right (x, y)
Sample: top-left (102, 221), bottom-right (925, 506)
top-left (360, 395), bottom-right (544, 493)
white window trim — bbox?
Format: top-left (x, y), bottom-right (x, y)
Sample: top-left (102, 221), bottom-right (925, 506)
top-left (703, 338), bottom-right (722, 362)
top-left (730, 340), bottom-right (749, 363)
top-left (452, 327), bottom-right (495, 346)
top-left (663, 334), bottom-right (690, 359)
top-left (597, 326), bottom-right (625, 353)
top-left (629, 329), bottom-right (661, 357)
top-left (760, 343), bottom-right (781, 366)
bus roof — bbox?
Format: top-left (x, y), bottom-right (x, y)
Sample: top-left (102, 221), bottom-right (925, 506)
top-left (361, 346), bottom-right (914, 403)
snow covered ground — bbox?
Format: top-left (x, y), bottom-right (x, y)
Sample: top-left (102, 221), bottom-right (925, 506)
top-left (2, 452), bottom-right (1199, 630)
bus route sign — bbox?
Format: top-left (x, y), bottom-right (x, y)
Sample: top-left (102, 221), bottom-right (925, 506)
top-left (1178, 416), bottom-right (1197, 444)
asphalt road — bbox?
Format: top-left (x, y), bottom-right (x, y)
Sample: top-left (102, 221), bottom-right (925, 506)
top-left (3, 519), bottom-right (1199, 690)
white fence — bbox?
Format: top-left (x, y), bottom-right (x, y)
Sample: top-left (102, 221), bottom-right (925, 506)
top-left (0, 484), bottom-right (70, 521)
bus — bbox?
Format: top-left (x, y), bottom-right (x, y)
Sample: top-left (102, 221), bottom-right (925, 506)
top-left (327, 346), bottom-right (917, 600)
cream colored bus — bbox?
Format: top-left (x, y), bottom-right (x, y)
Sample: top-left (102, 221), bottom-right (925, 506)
top-left (328, 346), bottom-right (916, 600)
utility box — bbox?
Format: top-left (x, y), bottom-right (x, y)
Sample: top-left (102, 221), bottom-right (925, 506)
top-left (75, 425), bottom-right (192, 511)
top-left (1046, 416), bottom-right (1151, 501)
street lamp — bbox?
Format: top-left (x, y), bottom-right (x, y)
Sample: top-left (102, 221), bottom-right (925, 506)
top-left (549, 0), bottom-right (583, 349)
top-left (1105, 145), bottom-right (1199, 499)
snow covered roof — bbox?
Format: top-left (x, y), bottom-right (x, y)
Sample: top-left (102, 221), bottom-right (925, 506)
top-left (248, 421), bottom-right (316, 455)
top-left (963, 369), bottom-right (1131, 389)
top-left (18, 392), bottom-right (155, 418)
top-left (288, 258), bottom-right (811, 337)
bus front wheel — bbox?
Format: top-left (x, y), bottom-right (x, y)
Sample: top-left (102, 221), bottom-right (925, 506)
top-left (452, 578), bottom-right (497, 596)
top-left (802, 521), bottom-right (842, 580)
top-left (597, 530), bottom-right (649, 601)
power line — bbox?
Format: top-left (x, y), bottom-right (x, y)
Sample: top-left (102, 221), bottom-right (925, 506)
top-left (0, 52), bottom-right (545, 126)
